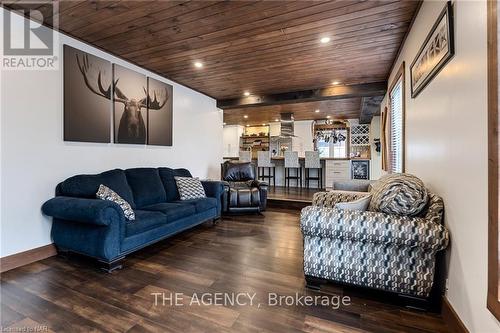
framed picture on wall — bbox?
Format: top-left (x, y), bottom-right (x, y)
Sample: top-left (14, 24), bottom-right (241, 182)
top-left (410, 1), bottom-right (454, 98)
top-left (63, 45), bottom-right (112, 143)
top-left (147, 77), bottom-right (173, 146)
top-left (112, 64), bottom-right (148, 144)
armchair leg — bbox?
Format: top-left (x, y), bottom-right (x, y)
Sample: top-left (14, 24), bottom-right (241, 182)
top-left (99, 256), bottom-right (125, 273)
top-left (212, 217), bottom-right (221, 225)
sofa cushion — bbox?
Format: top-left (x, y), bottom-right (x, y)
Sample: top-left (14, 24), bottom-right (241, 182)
top-left (175, 197), bottom-right (217, 213)
top-left (158, 168), bottom-right (192, 202)
top-left (125, 168), bottom-right (167, 208)
top-left (369, 173), bottom-right (428, 216)
top-left (223, 162), bottom-right (255, 181)
top-left (125, 210), bottom-right (168, 237)
top-left (58, 169), bottom-right (135, 208)
top-left (141, 202), bottom-right (196, 221)
top-left (96, 184), bottom-right (135, 220)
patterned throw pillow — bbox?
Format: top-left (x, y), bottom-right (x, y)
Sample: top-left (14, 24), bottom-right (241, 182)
top-left (96, 184), bottom-right (135, 221)
top-left (335, 195), bottom-right (372, 212)
top-left (174, 177), bottom-right (206, 200)
top-left (369, 173), bottom-right (428, 216)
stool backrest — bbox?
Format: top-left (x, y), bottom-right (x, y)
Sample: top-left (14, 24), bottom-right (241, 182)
top-left (305, 151), bottom-right (321, 168)
top-left (239, 151), bottom-right (252, 163)
top-left (257, 151), bottom-right (272, 167)
top-left (284, 151), bottom-right (300, 168)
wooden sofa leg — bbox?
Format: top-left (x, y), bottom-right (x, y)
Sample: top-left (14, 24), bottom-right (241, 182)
top-left (212, 217), bottom-right (221, 225)
top-left (305, 275), bottom-right (323, 291)
top-left (99, 256), bottom-right (125, 273)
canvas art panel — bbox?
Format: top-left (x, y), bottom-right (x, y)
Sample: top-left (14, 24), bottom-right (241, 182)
top-left (147, 77), bottom-right (173, 146)
top-left (410, 1), bottom-right (454, 98)
top-left (64, 45), bottom-right (111, 143)
top-left (113, 64), bottom-right (148, 144)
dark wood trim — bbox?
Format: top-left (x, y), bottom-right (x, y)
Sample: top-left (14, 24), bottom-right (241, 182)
top-left (388, 0), bottom-right (423, 75)
top-left (217, 82), bottom-right (387, 109)
top-left (487, 0), bottom-right (500, 322)
top-left (387, 61), bottom-right (406, 173)
top-left (442, 297), bottom-right (469, 333)
top-left (0, 244), bottom-right (57, 273)
top-left (0, 5), bottom-right (216, 100)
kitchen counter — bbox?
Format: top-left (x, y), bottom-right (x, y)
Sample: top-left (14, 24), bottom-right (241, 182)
top-left (223, 156), bottom-right (360, 161)
top-left (222, 156), bottom-right (370, 188)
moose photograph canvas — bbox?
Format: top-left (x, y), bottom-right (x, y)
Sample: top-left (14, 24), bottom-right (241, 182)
top-left (63, 45), bottom-right (112, 143)
top-left (147, 77), bottom-right (173, 146)
top-left (112, 64), bottom-right (148, 144)
top-left (64, 45), bottom-right (173, 146)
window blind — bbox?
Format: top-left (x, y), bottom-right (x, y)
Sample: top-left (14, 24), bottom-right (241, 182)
top-left (389, 77), bottom-right (404, 173)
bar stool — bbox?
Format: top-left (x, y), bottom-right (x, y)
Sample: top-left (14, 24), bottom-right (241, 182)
top-left (305, 151), bottom-right (322, 189)
top-left (284, 151), bottom-right (302, 188)
top-left (257, 151), bottom-right (276, 186)
top-left (239, 151), bottom-right (252, 163)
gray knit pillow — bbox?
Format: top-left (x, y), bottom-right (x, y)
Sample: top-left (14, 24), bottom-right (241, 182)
top-left (96, 184), bottom-right (135, 221)
top-left (369, 173), bottom-right (428, 216)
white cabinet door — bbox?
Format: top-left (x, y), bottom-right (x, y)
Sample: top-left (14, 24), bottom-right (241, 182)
top-left (325, 160), bottom-right (351, 188)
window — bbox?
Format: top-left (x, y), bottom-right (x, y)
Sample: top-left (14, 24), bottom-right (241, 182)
top-left (388, 63), bottom-right (405, 173)
top-left (316, 129), bottom-right (348, 158)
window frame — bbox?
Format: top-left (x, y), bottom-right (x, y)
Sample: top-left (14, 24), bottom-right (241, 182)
top-left (387, 62), bottom-right (406, 173)
top-left (487, 0), bottom-right (500, 321)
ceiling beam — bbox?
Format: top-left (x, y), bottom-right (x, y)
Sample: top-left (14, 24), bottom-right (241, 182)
top-left (217, 82), bottom-right (387, 109)
top-left (359, 95), bottom-right (385, 124)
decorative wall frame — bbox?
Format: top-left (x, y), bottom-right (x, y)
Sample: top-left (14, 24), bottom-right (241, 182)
top-left (410, 1), bottom-right (454, 98)
top-left (64, 45), bottom-right (112, 143)
top-left (64, 45), bottom-right (174, 146)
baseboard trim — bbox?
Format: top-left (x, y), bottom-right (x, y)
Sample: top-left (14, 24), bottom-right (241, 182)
top-left (0, 244), bottom-right (57, 273)
top-left (442, 296), bottom-right (469, 333)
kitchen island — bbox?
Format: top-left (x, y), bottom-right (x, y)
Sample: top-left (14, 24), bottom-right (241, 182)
top-left (223, 156), bottom-right (370, 188)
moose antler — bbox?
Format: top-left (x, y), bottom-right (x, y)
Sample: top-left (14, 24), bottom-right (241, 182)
top-left (145, 88), bottom-right (169, 110)
top-left (76, 54), bottom-right (113, 100)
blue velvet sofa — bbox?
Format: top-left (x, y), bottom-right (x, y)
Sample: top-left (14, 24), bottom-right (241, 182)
top-left (41, 167), bottom-right (224, 271)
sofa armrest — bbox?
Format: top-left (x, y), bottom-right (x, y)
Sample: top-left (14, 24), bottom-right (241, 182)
top-left (201, 180), bottom-right (225, 198)
top-left (300, 206), bottom-right (449, 251)
top-left (312, 191), bottom-right (370, 208)
top-left (41, 196), bottom-right (125, 226)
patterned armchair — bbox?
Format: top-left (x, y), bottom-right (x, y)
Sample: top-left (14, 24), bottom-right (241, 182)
top-left (300, 189), bottom-right (449, 303)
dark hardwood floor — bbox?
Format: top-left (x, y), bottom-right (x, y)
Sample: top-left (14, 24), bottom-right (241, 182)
top-left (267, 186), bottom-right (322, 203)
top-left (1, 210), bottom-right (449, 333)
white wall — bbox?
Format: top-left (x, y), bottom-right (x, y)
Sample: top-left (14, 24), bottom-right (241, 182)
top-left (222, 125), bottom-right (243, 157)
top-left (0, 9), bottom-right (223, 258)
top-left (387, 1), bottom-right (499, 331)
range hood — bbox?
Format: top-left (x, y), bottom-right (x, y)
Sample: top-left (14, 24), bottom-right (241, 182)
top-left (279, 113), bottom-right (295, 137)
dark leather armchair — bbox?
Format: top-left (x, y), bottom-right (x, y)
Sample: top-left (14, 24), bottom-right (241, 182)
top-left (221, 161), bottom-right (268, 213)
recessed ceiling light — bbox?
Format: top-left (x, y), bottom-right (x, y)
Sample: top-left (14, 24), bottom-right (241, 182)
top-left (223, 122), bottom-right (226, 125)
top-left (320, 37), bottom-right (331, 44)
top-left (326, 115), bottom-right (331, 119)
top-left (246, 124), bottom-right (250, 127)
top-left (275, 118), bottom-right (279, 122)
top-left (262, 123), bottom-right (266, 126)
top-left (194, 61), bottom-right (203, 68)
top-left (243, 91), bottom-right (251, 97)
top-left (332, 80), bottom-right (341, 85)
top-left (315, 109), bottom-right (320, 113)
top-left (244, 115), bottom-right (248, 119)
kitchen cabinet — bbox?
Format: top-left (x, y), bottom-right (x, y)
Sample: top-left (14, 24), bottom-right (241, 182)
top-left (325, 160), bottom-right (350, 188)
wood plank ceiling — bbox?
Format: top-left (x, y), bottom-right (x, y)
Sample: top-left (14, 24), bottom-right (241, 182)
top-left (5, 0), bottom-right (420, 124)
